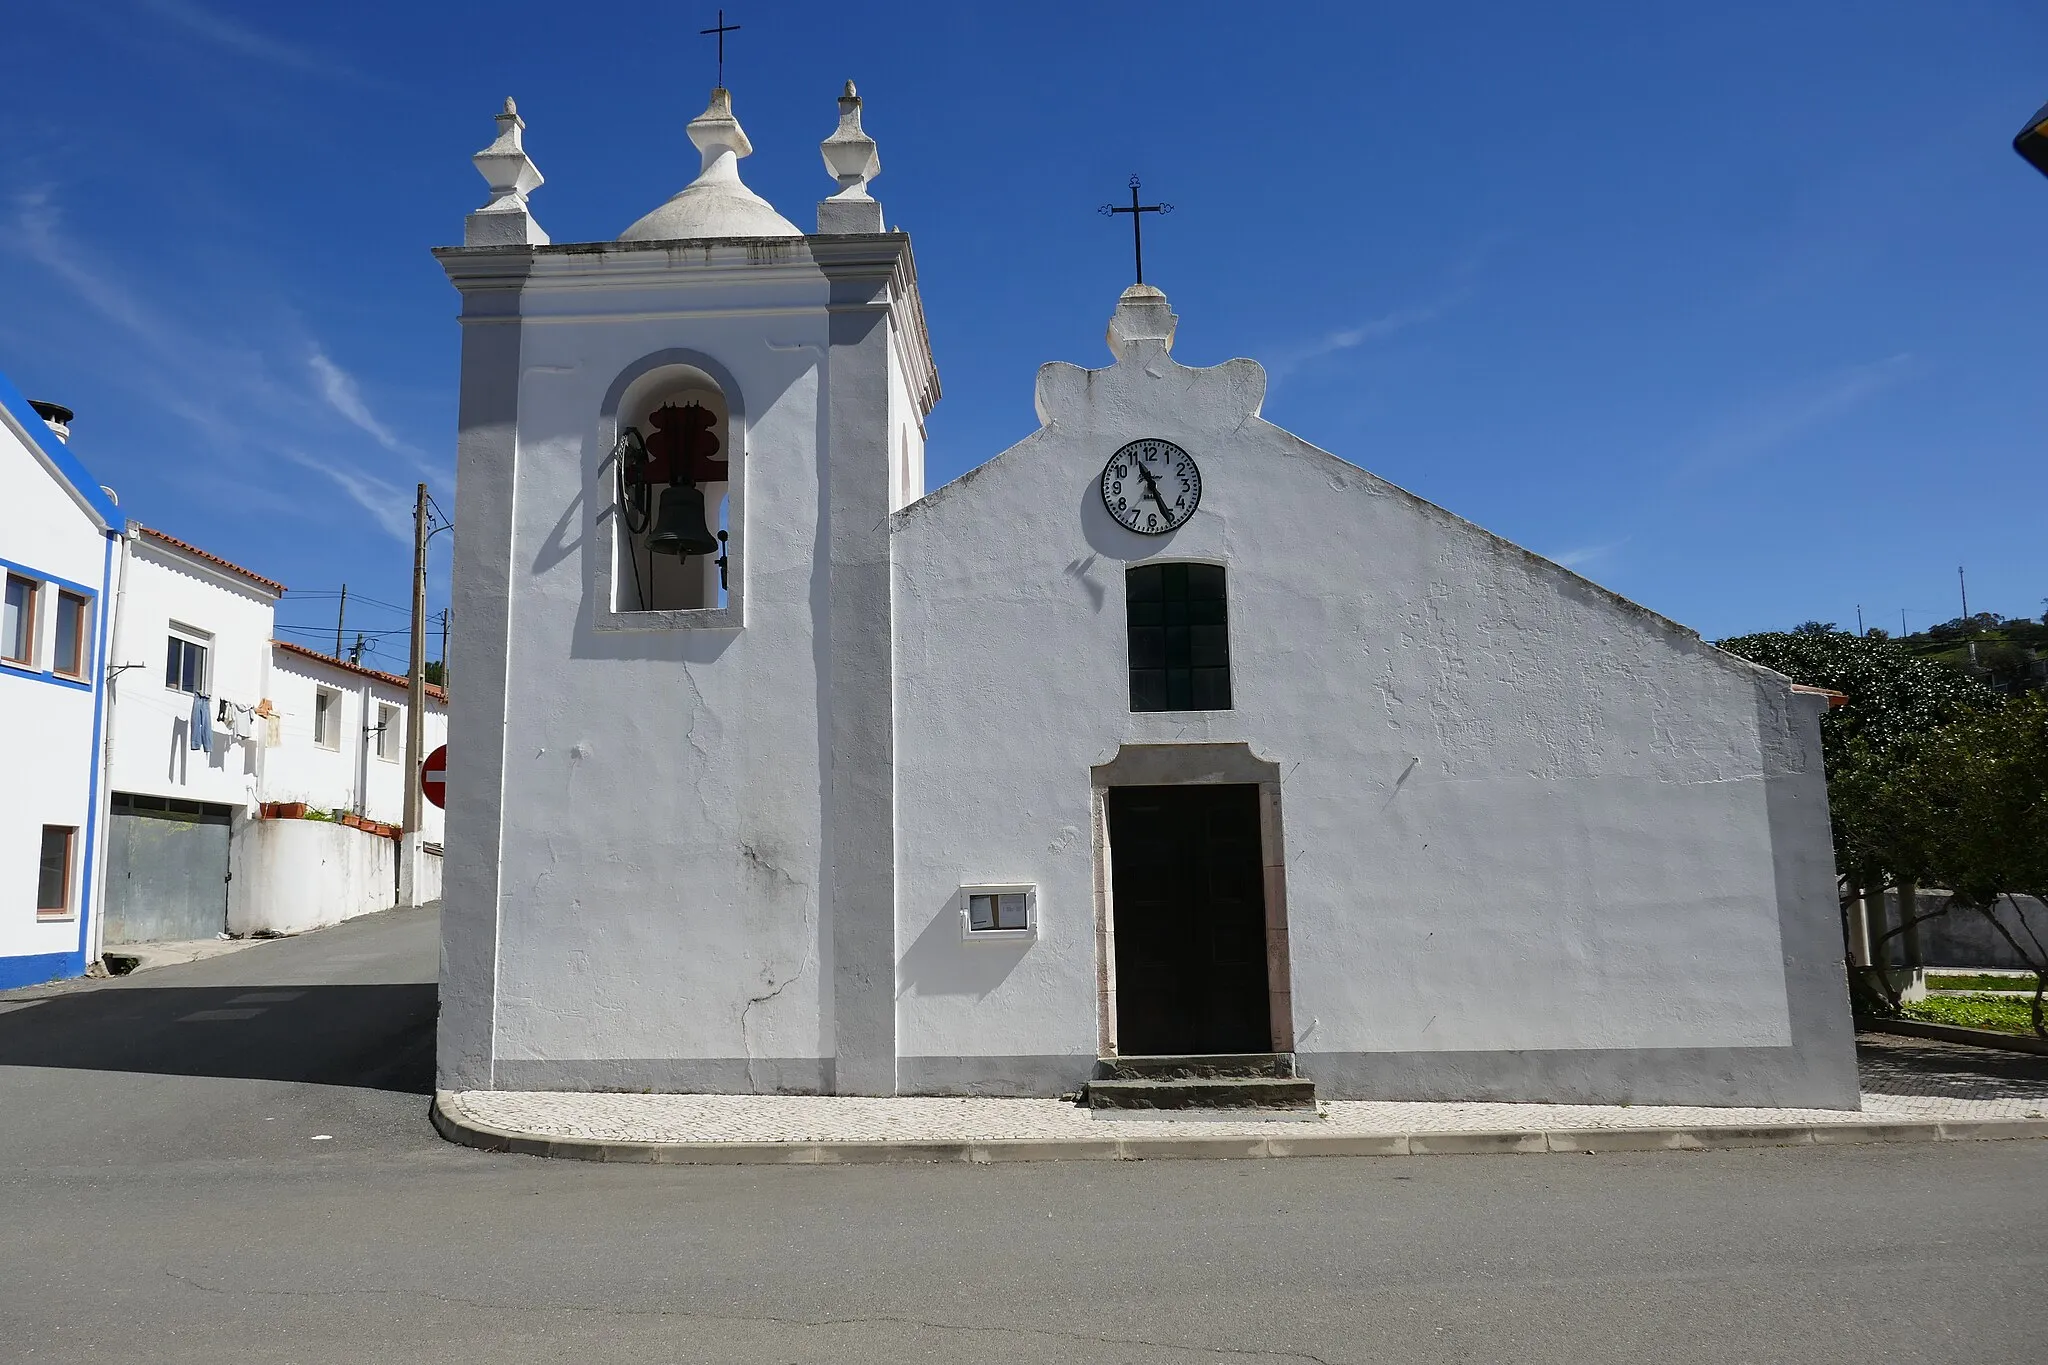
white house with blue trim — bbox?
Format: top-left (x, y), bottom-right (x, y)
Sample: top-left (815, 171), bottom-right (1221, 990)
top-left (0, 374), bottom-right (120, 990)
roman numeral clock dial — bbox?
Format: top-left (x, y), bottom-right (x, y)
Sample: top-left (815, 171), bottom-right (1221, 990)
top-left (1100, 438), bottom-right (1201, 535)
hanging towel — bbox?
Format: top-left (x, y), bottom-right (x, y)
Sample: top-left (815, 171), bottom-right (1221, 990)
top-left (263, 714), bottom-right (283, 747)
top-left (190, 692), bottom-right (214, 750)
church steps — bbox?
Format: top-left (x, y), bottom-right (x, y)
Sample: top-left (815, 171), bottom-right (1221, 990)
top-left (1085, 1054), bottom-right (1316, 1111)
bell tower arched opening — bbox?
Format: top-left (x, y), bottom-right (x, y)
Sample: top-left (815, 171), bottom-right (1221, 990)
top-left (611, 366), bottom-right (734, 613)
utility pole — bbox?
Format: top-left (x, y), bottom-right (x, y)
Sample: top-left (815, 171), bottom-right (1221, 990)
top-left (400, 483), bottom-right (429, 906)
top-left (1856, 604), bottom-right (1864, 635)
top-left (437, 609), bottom-right (450, 692)
top-left (334, 583), bottom-right (347, 659)
top-left (349, 632), bottom-right (367, 665)
top-left (1960, 565), bottom-right (1979, 670)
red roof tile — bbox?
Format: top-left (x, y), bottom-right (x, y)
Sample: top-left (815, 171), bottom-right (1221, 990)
top-left (137, 526), bottom-right (288, 594)
top-left (273, 639), bottom-right (447, 702)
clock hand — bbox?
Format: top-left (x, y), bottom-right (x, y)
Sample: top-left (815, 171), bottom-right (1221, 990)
top-left (1133, 460), bottom-right (1171, 514)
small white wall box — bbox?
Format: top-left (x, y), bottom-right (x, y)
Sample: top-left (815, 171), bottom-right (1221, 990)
top-left (960, 884), bottom-right (1037, 941)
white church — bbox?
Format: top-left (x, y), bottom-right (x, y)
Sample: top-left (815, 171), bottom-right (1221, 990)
top-left (433, 80), bottom-right (1860, 1109)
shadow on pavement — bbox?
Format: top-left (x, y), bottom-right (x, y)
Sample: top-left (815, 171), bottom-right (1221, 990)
top-left (1857, 1035), bottom-right (2048, 1102)
top-left (0, 983), bottom-right (437, 1094)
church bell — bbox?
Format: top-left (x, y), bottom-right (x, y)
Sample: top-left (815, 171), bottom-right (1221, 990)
top-left (647, 482), bottom-right (720, 557)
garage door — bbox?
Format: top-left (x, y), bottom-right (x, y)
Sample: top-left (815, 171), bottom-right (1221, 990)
top-left (102, 794), bottom-right (232, 944)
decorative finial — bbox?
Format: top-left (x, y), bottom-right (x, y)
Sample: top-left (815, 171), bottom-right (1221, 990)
top-left (616, 84), bottom-right (801, 240)
top-left (687, 87), bottom-right (755, 172)
top-left (465, 97), bottom-right (548, 247)
top-left (1107, 284), bottom-right (1177, 359)
top-left (817, 80), bottom-right (884, 233)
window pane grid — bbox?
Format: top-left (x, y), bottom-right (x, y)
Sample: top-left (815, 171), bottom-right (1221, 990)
top-left (1126, 563), bottom-right (1231, 712)
top-left (166, 635), bottom-right (207, 693)
top-left (36, 825), bottom-right (73, 915)
top-left (966, 891), bottom-right (1030, 933)
top-left (54, 592), bottom-right (87, 678)
top-left (4, 575), bottom-right (35, 665)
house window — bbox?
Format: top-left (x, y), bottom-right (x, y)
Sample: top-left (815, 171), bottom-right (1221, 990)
top-left (165, 630), bottom-right (209, 694)
top-left (960, 884), bottom-right (1037, 941)
top-left (36, 825), bottom-right (75, 917)
top-left (375, 702), bottom-right (401, 761)
top-left (313, 688), bottom-right (341, 749)
top-left (3, 574), bottom-right (36, 666)
top-left (1127, 562), bottom-right (1231, 712)
top-left (53, 591), bottom-right (89, 679)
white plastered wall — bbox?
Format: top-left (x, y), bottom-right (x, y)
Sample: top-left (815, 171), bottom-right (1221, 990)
top-left (104, 538), bottom-right (278, 813)
top-left (889, 295), bottom-right (1857, 1106)
top-left (465, 249), bottom-right (844, 1088)
top-left (0, 421), bottom-right (111, 979)
top-left (263, 648), bottom-right (447, 835)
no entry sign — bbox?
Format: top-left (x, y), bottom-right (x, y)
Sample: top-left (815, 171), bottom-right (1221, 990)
top-left (421, 744), bottom-right (448, 810)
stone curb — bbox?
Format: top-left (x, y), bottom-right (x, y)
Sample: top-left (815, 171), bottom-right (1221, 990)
top-left (430, 1093), bottom-right (2048, 1167)
top-left (1856, 1016), bottom-right (2048, 1056)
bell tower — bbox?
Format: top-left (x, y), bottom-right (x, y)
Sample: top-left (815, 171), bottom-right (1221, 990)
top-left (434, 81), bottom-right (938, 1097)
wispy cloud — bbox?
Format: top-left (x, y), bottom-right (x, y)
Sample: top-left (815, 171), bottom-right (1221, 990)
top-left (2, 188), bottom-right (431, 542)
top-left (135, 0), bottom-right (344, 77)
top-left (1673, 354), bottom-right (1914, 480)
top-left (309, 349), bottom-right (404, 451)
top-left (11, 188), bottom-right (178, 351)
top-left (1267, 301), bottom-right (1456, 379)
top-left (1551, 539), bottom-right (1629, 571)
top-left (1265, 236), bottom-right (1502, 383)
top-left (279, 449), bottom-right (416, 540)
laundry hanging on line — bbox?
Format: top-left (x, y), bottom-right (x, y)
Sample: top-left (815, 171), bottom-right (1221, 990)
top-left (189, 693), bottom-right (213, 750)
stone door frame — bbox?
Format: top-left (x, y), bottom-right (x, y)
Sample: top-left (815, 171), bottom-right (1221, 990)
top-left (1089, 742), bottom-right (1294, 1058)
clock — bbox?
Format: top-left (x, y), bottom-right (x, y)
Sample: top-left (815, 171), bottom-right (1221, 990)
top-left (1100, 438), bottom-right (1200, 535)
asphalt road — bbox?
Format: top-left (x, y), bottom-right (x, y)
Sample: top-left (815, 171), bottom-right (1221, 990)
top-left (2, 906), bottom-right (2042, 1364)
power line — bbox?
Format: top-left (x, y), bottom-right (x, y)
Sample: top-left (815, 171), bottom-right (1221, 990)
top-left (287, 591), bottom-right (414, 614)
top-left (275, 624), bottom-right (411, 638)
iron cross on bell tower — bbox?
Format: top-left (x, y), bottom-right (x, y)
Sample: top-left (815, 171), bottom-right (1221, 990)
top-left (701, 8), bottom-right (741, 87)
top-left (1099, 175), bottom-right (1174, 285)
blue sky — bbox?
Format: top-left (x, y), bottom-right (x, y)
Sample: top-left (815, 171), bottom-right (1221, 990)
top-left (2, 1), bottom-right (2044, 662)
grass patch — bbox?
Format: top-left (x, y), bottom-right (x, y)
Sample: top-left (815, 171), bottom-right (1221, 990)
top-left (1901, 992), bottom-right (2044, 1037)
top-left (1927, 972), bottom-right (2042, 993)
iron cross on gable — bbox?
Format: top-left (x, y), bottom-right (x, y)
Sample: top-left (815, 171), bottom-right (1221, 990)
top-left (701, 9), bottom-right (741, 88)
top-left (1099, 175), bottom-right (1174, 285)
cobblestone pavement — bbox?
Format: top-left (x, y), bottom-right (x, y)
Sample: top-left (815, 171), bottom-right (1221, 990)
top-left (448, 1033), bottom-right (2048, 1147)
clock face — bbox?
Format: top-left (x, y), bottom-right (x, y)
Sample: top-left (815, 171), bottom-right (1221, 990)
top-left (1100, 439), bottom-right (1200, 535)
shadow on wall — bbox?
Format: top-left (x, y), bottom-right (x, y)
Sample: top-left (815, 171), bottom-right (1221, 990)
top-left (897, 897), bottom-right (1031, 1001)
top-left (0, 982), bottom-right (437, 1094)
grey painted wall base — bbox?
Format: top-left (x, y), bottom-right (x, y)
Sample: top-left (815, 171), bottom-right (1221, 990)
top-left (484, 1043), bottom-right (1867, 1106)
top-left (897, 1054), bottom-right (1095, 1096)
top-left (1299, 1046), bottom-right (1864, 1110)
top-left (493, 1057), bottom-right (834, 1094)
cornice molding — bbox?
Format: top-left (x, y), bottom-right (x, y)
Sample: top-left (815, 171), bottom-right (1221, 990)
top-left (434, 232), bottom-right (940, 418)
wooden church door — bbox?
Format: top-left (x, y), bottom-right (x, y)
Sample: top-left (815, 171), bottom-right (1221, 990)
top-left (1107, 784), bottom-right (1270, 1056)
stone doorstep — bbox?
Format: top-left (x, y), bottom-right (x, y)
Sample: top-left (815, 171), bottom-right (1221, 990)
top-left (1084, 1076), bottom-right (1318, 1112)
top-left (1096, 1052), bottom-right (1299, 1081)
top-left (430, 1094), bottom-right (2048, 1168)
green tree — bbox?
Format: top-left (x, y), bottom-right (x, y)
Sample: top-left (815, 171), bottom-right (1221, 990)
top-left (1715, 626), bottom-right (1993, 807)
top-left (1717, 628), bottom-right (1997, 1013)
top-left (1895, 694), bottom-right (2048, 1036)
